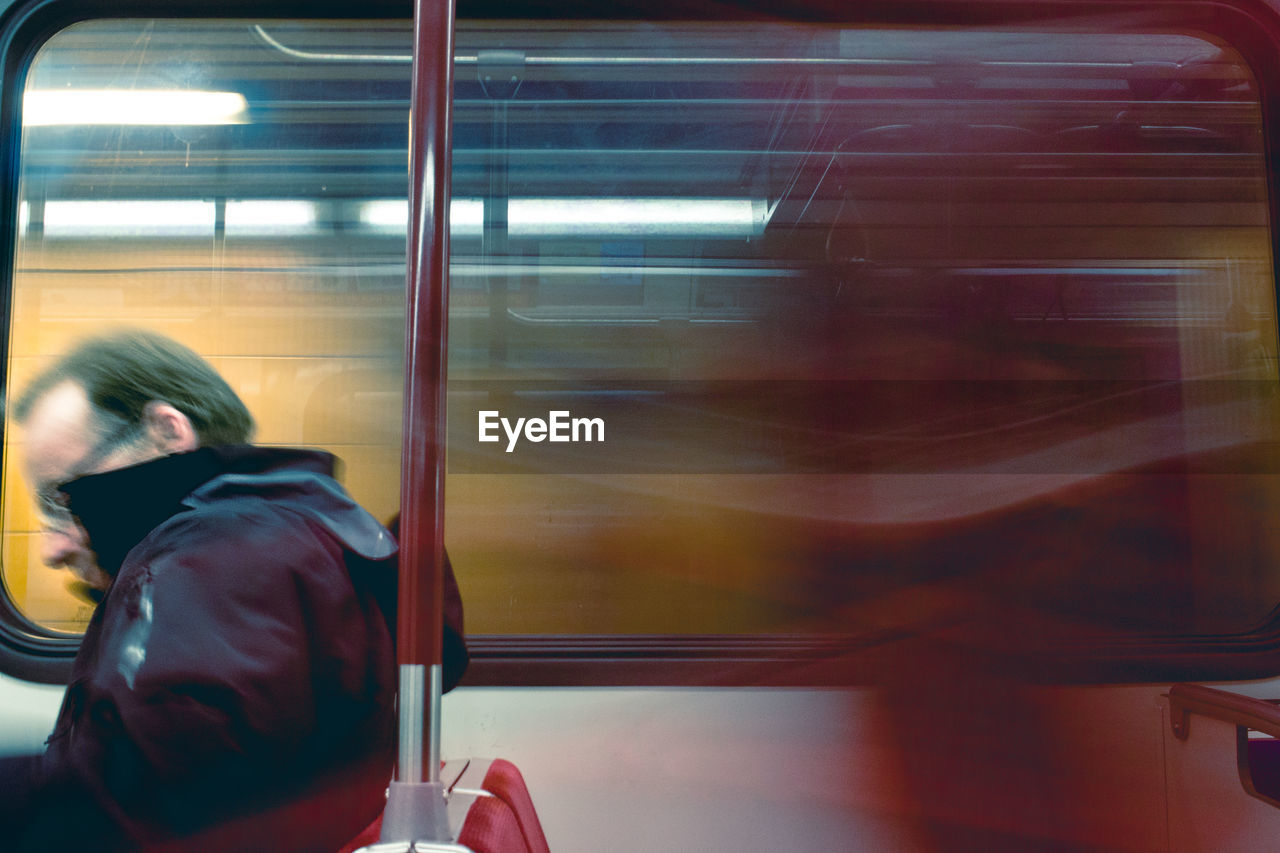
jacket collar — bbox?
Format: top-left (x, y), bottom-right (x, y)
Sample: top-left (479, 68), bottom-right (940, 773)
top-left (60, 448), bottom-right (224, 579)
top-left (60, 446), bottom-right (340, 579)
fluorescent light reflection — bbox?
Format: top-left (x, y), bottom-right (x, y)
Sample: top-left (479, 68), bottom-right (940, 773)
top-left (452, 200), bottom-right (484, 238)
top-left (225, 200), bottom-right (317, 235)
top-left (360, 199), bottom-right (482, 238)
top-left (514, 198), bottom-right (769, 238)
top-left (23, 89), bottom-right (249, 126)
top-left (44, 201), bottom-right (215, 237)
top-left (360, 197), bottom-right (768, 238)
top-left (34, 197), bottom-right (771, 240)
top-left (359, 199), bottom-right (408, 229)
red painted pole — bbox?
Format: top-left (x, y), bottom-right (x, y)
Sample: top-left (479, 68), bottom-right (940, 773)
top-left (357, 0), bottom-right (460, 844)
top-left (389, 0), bottom-right (454, 824)
top-left (400, 0), bottom-right (454, 683)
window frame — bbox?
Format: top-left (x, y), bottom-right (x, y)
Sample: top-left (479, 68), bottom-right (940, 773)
top-left (2, 0), bottom-right (1280, 687)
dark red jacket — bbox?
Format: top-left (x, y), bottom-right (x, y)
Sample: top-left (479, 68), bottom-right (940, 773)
top-left (2, 446), bottom-right (466, 852)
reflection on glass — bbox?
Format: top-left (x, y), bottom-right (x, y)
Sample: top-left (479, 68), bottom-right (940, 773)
top-left (23, 88), bottom-right (248, 126)
top-left (4, 18), bottom-right (1277, 644)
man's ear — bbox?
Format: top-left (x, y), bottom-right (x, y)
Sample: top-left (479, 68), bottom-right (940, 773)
top-left (141, 401), bottom-right (199, 453)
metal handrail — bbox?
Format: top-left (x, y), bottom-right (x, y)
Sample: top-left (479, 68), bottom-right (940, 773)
top-left (1169, 683), bottom-right (1280, 740)
top-left (249, 26), bottom-right (1242, 76)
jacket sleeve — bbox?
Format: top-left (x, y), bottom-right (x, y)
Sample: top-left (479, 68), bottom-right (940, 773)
top-left (0, 754), bottom-right (40, 832)
top-left (441, 549), bottom-right (470, 693)
top-left (386, 514), bottom-right (470, 692)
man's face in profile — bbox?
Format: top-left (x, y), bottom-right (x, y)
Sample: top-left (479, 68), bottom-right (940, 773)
top-left (18, 380), bottom-right (150, 591)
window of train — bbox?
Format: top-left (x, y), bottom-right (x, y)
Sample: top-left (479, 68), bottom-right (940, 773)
top-left (3, 19), bottom-right (1278, 654)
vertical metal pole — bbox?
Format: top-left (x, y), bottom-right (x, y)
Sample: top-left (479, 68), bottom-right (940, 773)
top-left (400, 0), bottom-right (454, 787)
top-left (374, 0), bottom-right (459, 844)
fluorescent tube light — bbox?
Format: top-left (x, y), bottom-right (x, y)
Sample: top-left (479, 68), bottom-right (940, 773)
top-left (451, 200), bottom-right (484, 238)
top-left (225, 200), bottom-right (317, 236)
top-left (44, 200), bottom-right (216, 237)
top-left (358, 200), bottom-right (406, 230)
top-left (38, 197), bottom-right (771, 240)
top-left (360, 197), bottom-right (768, 239)
top-left (511, 198), bottom-right (768, 238)
top-left (360, 199), bottom-right (482, 238)
top-left (23, 89), bottom-right (249, 127)
top-left (359, 200), bottom-right (408, 229)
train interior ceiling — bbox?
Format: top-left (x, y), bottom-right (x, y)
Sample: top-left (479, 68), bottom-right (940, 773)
top-left (2, 4), bottom-right (1280, 851)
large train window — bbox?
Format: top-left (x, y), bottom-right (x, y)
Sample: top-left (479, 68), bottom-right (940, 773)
top-left (2, 15), bottom-right (1278, 679)
top-left (3, 20), bottom-right (412, 633)
top-left (443, 22), bottom-right (1280, 674)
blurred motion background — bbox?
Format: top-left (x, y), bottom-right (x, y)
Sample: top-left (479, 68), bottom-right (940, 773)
top-left (3, 17), bottom-right (1277, 662)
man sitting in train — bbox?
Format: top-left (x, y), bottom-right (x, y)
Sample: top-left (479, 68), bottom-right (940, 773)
top-left (0, 328), bottom-right (466, 851)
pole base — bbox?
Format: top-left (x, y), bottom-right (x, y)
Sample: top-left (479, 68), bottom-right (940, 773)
top-left (351, 844), bottom-right (473, 853)
top-left (360, 780), bottom-right (471, 851)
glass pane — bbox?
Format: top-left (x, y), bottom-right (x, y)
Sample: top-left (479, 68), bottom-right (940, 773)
top-left (5, 20), bottom-right (413, 631)
top-left (444, 23), bottom-right (1280, 640)
top-left (4, 18), bottom-right (1277, 644)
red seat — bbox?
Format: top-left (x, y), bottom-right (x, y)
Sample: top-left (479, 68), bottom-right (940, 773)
top-left (458, 760), bottom-right (550, 853)
top-left (455, 792), bottom-right (529, 852)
